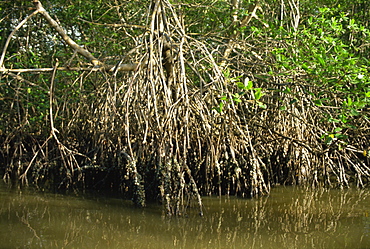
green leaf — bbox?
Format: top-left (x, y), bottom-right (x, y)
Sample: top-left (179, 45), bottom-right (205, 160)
top-left (289, 98), bottom-right (298, 105)
top-left (328, 117), bottom-right (341, 123)
top-left (343, 124), bottom-right (357, 129)
top-left (279, 106), bottom-right (287, 111)
top-left (232, 93), bottom-right (241, 103)
top-left (317, 56), bottom-right (326, 67)
top-left (213, 102), bottom-right (224, 113)
top-left (314, 99), bottom-right (323, 106)
top-left (257, 101), bottom-right (267, 109)
top-left (245, 78), bottom-right (253, 90)
top-left (254, 88), bottom-right (264, 100)
top-left (346, 96), bottom-right (353, 106)
top-left (236, 82), bottom-right (245, 90)
top-left (301, 63), bottom-right (309, 71)
top-left (218, 102), bottom-right (224, 112)
top-left (335, 133), bottom-right (348, 139)
top-left (322, 134), bottom-right (334, 145)
top-left (350, 109), bottom-right (360, 116)
top-left (283, 87), bottom-right (291, 94)
top-left (223, 69), bottom-right (230, 78)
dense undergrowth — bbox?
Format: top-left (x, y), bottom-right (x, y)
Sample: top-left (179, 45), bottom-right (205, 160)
top-left (0, 0), bottom-right (369, 215)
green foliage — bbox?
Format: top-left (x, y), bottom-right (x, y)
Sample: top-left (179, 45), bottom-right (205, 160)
top-left (272, 7), bottom-right (369, 144)
top-left (214, 71), bottom-right (266, 113)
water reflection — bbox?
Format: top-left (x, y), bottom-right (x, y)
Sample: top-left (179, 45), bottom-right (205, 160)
top-left (1, 184), bottom-right (369, 248)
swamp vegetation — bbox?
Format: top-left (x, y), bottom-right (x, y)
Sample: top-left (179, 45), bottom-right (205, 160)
top-left (0, 0), bottom-right (369, 215)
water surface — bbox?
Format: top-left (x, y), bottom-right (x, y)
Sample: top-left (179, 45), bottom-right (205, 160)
top-left (1, 183), bottom-right (369, 248)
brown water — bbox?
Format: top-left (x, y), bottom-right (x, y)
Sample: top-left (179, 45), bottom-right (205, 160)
top-left (1, 182), bottom-right (369, 249)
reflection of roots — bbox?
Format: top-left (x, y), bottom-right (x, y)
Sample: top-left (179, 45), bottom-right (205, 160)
top-left (17, 210), bottom-right (41, 241)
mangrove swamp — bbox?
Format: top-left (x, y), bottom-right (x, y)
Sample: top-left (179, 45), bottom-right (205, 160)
top-left (0, 0), bottom-right (369, 215)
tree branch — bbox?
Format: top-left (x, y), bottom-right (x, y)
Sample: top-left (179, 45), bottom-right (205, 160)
top-left (0, 63), bottom-right (139, 73)
top-left (33, 0), bottom-right (103, 67)
top-left (1, 1), bottom-right (142, 73)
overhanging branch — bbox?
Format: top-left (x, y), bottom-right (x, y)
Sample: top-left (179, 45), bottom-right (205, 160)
top-left (0, 64), bottom-right (140, 73)
top-left (1, 0), bottom-right (141, 73)
top-left (33, 0), bottom-right (103, 67)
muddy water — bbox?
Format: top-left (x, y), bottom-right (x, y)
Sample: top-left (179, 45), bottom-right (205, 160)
top-left (1, 182), bottom-right (369, 249)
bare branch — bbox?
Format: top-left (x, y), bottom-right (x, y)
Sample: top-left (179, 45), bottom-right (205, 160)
top-left (0, 63), bottom-right (139, 73)
top-left (33, 0), bottom-right (103, 67)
